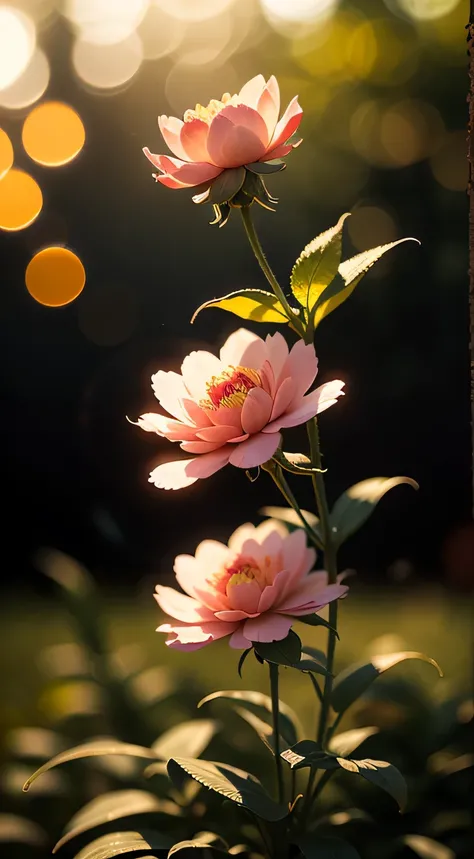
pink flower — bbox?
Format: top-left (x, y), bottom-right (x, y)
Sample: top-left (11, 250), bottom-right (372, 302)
top-left (143, 74), bottom-right (302, 190)
top-left (137, 329), bottom-right (344, 490)
top-left (155, 520), bottom-right (348, 650)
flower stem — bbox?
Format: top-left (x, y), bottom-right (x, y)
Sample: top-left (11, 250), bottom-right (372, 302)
top-left (263, 461), bottom-right (323, 550)
top-left (306, 418), bottom-right (339, 746)
top-left (269, 661), bottom-right (284, 804)
top-left (240, 206), bottom-right (304, 336)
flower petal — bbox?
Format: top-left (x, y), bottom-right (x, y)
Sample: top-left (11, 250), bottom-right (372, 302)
top-left (228, 431), bottom-right (281, 469)
top-left (239, 74), bottom-right (266, 108)
top-left (227, 523), bottom-right (257, 553)
top-left (257, 75), bottom-right (280, 136)
top-left (151, 370), bottom-right (190, 421)
top-left (257, 569), bottom-right (288, 613)
top-left (158, 115), bottom-right (189, 161)
top-left (240, 387), bottom-right (273, 435)
top-left (143, 150), bottom-right (186, 174)
top-left (154, 586), bottom-right (214, 623)
top-left (284, 340), bottom-right (318, 403)
top-left (278, 581), bottom-right (348, 615)
top-left (168, 160), bottom-right (223, 187)
top-left (229, 627), bottom-right (253, 649)
top-left (207, 106), bottom-right (268, 168)
top-left (196, 425), bottom-right (243, 444)
top-left (149, 447), bottom-right (232, 489)
top-left (219, 328), bottom-right (267, 370)
top-left (137, 413), bottom-right (197, 441)
top-left (267, 96), bottom-right (303, 154)
top-left (158, 620), bottom-right (238, 650)
top-left (227, 580), bottom-right (262, 613)
top-left (265, 332), bottom-right (289, 387)
top-left (180, 117), bottom-right (212, 163)
top-left (181, 350), bottom-right (223, 400)
top-left (263, 380), bottom-right (344, 432)
top-left (270, 376), bottom-right (295, 421)
top-left (243, 612), bottom-right (293, 643)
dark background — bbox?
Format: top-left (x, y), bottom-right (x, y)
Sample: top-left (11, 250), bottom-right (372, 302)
top-left (0, 0), bottom-right (471, 595)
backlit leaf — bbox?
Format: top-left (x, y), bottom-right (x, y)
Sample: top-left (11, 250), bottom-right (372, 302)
top-left (253, 630), bottom-right (302, 667)
top-left (260, 506), bottom-right (319, 531)
top-left (232, 707), bottom-right (287, 755)
top-left (197, 690), bottom-right (302, 746)
top-left (331, 652), bottom-right (443, 713)
top-left (74, 830), bottom-right (172, 859)
top-left (313, 238), bottom-right (420, 327)
top-left (403, 835), bottom-right (455, 859)
top-left (330, 476), bottom-right (419, 547)
top-left (328, 727), bottom-right (379, 757)
top-left (167, 758), bottom-right (287, 822)
top-left (290, 214), bottom-right (350, 313)
top-left (53, 791), bottom-right (179, 852)
top-left (152, 720), bottom-right (218, 762)
top-left (23, 741), bottom-right (158, 792)
top-left (191, 289), bottom-right (288, 325)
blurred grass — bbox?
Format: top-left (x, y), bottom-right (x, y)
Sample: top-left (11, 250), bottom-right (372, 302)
top-left (1, 586), bottom-right (471, 739)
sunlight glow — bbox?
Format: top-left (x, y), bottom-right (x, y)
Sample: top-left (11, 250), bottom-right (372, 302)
top-left (0, 49), bottom-right (49, 111)
top-left (22, 102), bottom-right (85, 167)
top-left (72, 33), bottom-right (143, 89)
top-left (398, 0), bottom-right (459, 21)
top-left (155, 0), bottom-right (236, 23)
top-left (261, 0), bottom-right (339, 25)
top-left (25, 247), bottom-right (86, 307)
top-left (0, 6), bottom-right (36, 91)
top-left (0, 168), bottom-right (42, 231)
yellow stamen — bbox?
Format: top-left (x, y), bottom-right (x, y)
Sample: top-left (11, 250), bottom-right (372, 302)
top-left (183, 92), bottom-right (240, 124)
top-left (199, 365), bottom-right (261, 411)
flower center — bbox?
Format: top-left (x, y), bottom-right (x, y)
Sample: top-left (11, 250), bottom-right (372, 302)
top-left (183, 92), bottom-right (240, 124)
top-left (199, 365), bottom-right (261, 411)
top-left (206, 556), bottom-right (265, 596)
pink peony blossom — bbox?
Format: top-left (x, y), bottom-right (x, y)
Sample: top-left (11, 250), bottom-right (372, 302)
top-left (137, 329), bottom-right (344, 490)
top-left (155, 520), bottom-right (348, 650)
top-left (143, 74), bottom-right (302, 190)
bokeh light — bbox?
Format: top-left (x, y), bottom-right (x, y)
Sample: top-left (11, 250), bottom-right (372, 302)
top-left (165, 62), bottom-right (239, 115)
top-left (348, 206), bottom-right (397, 250)
top-left (78, 283), bottom-right (139, 346)
top-left (137, 5), bottom-right (184, 60)
top-left (398, 0), bottom-right (459, 21)
top-left (0, 129), bottom-right (14, 181)
top-left (72, 33), bottom-right (143, 90)
top-left (0, 49), bottom-right (50, 111)
top-left (430, 131), bottom-right (467, 192)
top-left (348, 18), bottom-right (418, 86)
top-left (0, 168), bottom-right (42, 231)
top-left (22, 101), bottom-right (85, 167)
top-left (64, 0), bottom-right (148, 45)
top-left (0, 6), bottom-right (36, 90)
top-left (175, 10), bottom-right (233, 66)
top-left (380, 99), bottom-right (444, 166)
top-left (261, 0), bottom-right (339, 25)
top-left (155, 0), bottom-right (236, 23)
top-left (25, 247), bottom-right (86, 307)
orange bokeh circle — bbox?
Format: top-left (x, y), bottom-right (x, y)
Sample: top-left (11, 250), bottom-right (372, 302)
top-left (25, 246), bottom-right (86, 307)
top-left (0, 128), bottom-right (14, 180)
top-left (22, 101), bottom-right (85, 167)
top-left (0, 168), bottom-right (42, 231)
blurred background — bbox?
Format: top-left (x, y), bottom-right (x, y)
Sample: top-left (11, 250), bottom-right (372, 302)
top-left (0, 1), bottom-right (472, 852)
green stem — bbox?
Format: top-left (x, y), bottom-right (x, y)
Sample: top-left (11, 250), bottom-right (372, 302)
top-left (263, 462), bottom-right (323, 550)
top-left (269, 662), bottom-right (284, 804)
top-left (240, 206), bottom-right (304, 336)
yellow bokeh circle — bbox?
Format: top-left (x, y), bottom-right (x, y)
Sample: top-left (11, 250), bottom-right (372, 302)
top-left (0, 128), bottom-right (14, 180)
top-left (0, 168), bottom-right (42, 231)
top-left (22, 101), bottom-right (85, 167)
top-left (25, 246), bottom-right (86, 307)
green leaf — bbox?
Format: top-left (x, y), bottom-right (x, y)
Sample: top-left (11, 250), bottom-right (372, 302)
top-left (328, 727), bottom-right (379, 758)
top-left (297, 614), bottom-right (339, 636)
top-left (297, 833), bottom-right (361, 859)
top-left (253, 630), bottom-right (302, 667)
top-left (53, 791), bottom-right (179, 853)
top-left (191, 289), bottom-right (288, 325)
top-left (246, 160), bottom-right (286, 174)
top-left (402, 835), bottom-right (455, 859)
top-left (197, 690), bottom-right (302, 746)
top-left (169, 832), bottom-right (228, 857)
top-left (290, 213), bottom-right (350, 313)
top-left (152, 720), bottom-right (218, 761)
top-left (0, 814), bottom-right (47, 846)
top-left (237, 649), bottom-right (251, 678)
top-left (294, 657), bottom-right (330, 677)
top-left (301, 646), bottom-right (326, 666)
top-left (209, 167), bottom-right (245, 204)
top-left (273, 450), bottom-right (325, 476)
top-left (281, 741), bottom-right (407, 810)
top-left (22, 741), bottom-right (158, 792)
top-left (330, 476), bottom-right (419, 547)
top-left (259, 506), bottom-right (319, 531)
top-left (313, 237), bottom-right (420, 327)
top-left (331, 652), bottom-right (443, 714)
top-left (74, 831), bottom-right (172, 859)
top-left (167, 758), bottom-right (287, 822)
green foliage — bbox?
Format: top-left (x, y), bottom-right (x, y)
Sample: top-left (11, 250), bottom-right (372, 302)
top-left (151, 720), bottom-right (219, 762)
top-left (191, 289), bottom-right (289, 324)
top-left (167, 758), bottom-right (288, 821)
top-left (290, 213), bottom-right (350, 314)
top-left (328, 727), bottom-right (379, 758)
top-left (197, 689), bottom-right (302, 746)
top-left (330, 477), bottom-right (419, 547)
top-left (73, 830), bottom-right (172, 859)
top-left (296, 833), bottom-right (361, 859)
top-left (253, 630), bottom-right (302, 667)
top-left (259, 506), bottom-right (319, 532)
top-left (331, 652), bottom-right (443, 714)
